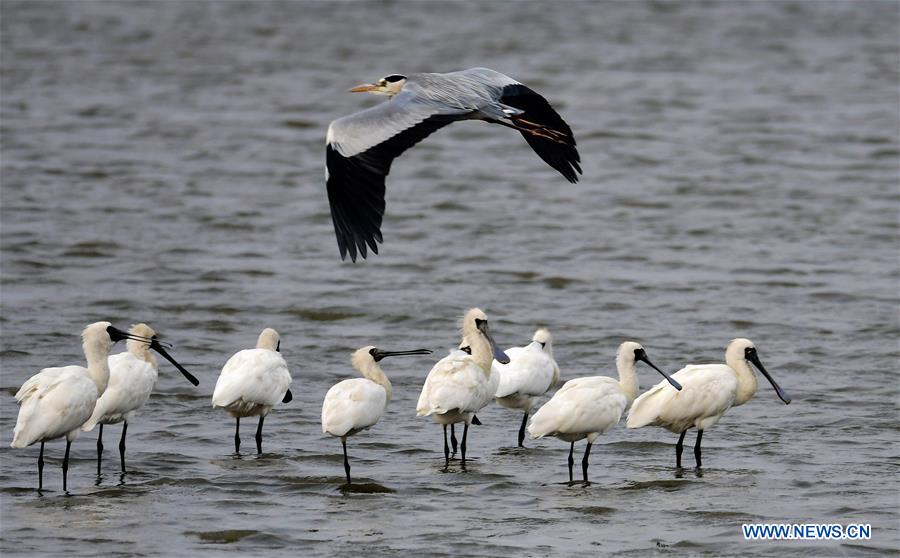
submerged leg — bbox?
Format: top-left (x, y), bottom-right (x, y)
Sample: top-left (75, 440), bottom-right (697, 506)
top-left (255, 415), bottom-right (265, 455)
top-left (38, 442), bottom-right (45, 491)
top-left (234, 417), bottom-right (241, 453)
top-left (62, 440), bottom-right (72, 492)
top-left (341, 438), bottom-right (352, 484)
top-left (567, 441), bottom-right (575, 483)
top-left (450, 424), bottom-right (458, 456)
top-left (694, 430), bottom-right (704, 468)
top-left (443, 424), bottom-right (450, 466)
top-left (97, 424), bottom-right (104, 475)
top-left (675, 430), bottom-right (687, 468)
top-left (460, 423), bottom-right (469, 465)
top-left (119, 422), bottom-right (128, 473)
top-left (582, 442), bottom-right (593, 483)
top-left (518, 413), bottom-right (529, 448)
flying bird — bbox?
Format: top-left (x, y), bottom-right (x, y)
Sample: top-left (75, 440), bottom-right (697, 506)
top-left (321, 345), bottom-right (432, 484)
top-left (82, 323), bottom-right (197, 475)
top-left (326, 67), bottom-right (582, 261)
top-left (11, 322), bottom-right (150, 491)
top-left (529, 342), bottom-right (681, 484)
top-left (212, 328), bottom-right (293, 454)
top-left (627, 338), bottom-right (791, 469)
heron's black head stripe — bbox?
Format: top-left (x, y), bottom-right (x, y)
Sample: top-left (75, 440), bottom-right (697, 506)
top-left (383, 74), bottom-right (407, 83)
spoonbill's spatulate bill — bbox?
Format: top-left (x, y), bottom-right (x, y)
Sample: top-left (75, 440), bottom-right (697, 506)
top-left (10, 322), bottom-right (149, 491)
top-left (416, 308), bottom-right (510, 467)
top-left (212, 328), bottom-right (293, 454)
top-left (322, 346), bottom-right (432, 484)
top-left (627, 338), bottom-right (791, 468)
top-left (326, 67), bottom-right (582, 261)
top-left (529, 342), bottom-right (681, 483)
top-left (82, 323), bottom-right (197, 474)
top-left (493, 328), bottom-right (560, 447)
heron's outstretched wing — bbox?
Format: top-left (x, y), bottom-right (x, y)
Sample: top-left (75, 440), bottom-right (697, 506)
top-left (326, 91), bottom-right (470, 262)
top-left (498, 83), bottom-right (582, 183)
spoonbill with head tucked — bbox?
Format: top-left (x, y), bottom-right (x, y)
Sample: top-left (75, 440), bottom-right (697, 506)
top-left (212, 328), bottom-right (292, 454)
top-left (322, 346), bottom-right (432, 484)
top-left (627, 338), bottom-right (791, 468)
top-left (82, 323), bottom-right (198, 474)
top-left (529, 342), bottom-right (682, 483)
top-left (416, 308), bottom-right (510, 467)
top-left (11, 322), bottom-right (150, 491)
top-left (493, 328), bottom-right (560, 447)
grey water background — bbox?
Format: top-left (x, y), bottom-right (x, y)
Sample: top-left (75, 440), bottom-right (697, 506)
top-left (1, 1), bottom-right (898, 556)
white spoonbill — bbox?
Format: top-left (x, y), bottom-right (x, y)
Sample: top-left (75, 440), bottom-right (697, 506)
top-left (626, 338), bottom-right (791, 468)
top-left (416, 308), bottom-right (510, 466)
top-left (11, 322), bottom-right (149, 491)
top-left (528, 342), bottom-right (682, 483)
top-left (212, 328), bottom-right (293, 454)
top-left (322, 346), bottom-right (432, 484)
top-left (493, 327), bottom-right (560, 447)
top-left (81, 323), bottom-right (198, 474)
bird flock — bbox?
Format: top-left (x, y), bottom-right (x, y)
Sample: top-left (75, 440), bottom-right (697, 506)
top-left (11, 309), bottom-right (790, 491)
top-left (10, 68), bottom-right (792, 492)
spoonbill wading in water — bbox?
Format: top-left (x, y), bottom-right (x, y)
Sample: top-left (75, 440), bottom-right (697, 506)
top-left (529, 342), bottom-right (682, 484)
top-left (493, 328), bottom-right (560, 447)
top-left (326, 67), bottom-right (581, 261)
top-left (82, 323), bottom-right (198, 474)
top-left (11, 322), bottom-right (151, 491)
top-left (627, 338), bottom-right (791, 468)
top-left (417, 308), bottom-right (510, 467)
top-left (212, 328), bottom-right (293, 454)
top-left (322, 346), bottom-right (433, 484)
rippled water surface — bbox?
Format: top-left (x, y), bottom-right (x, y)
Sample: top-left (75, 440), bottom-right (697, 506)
top-left (2, 1), bottom-right (898, 556)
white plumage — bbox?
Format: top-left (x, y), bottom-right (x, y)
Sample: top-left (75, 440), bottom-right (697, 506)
top-left (322, 346), bottom-right (431, 484)
top-left (493, 327), bottom-right (560, 447)
top-left (416, 308), bottom-right (509, 465)
top-left (626, 338), bottom-right (791, 468)
top-left (11, 322), bottom-right (135, 491)
top-left (212, 328), bottom-right (292, 454)
top-left (529, 341), bottom-right (680, 483)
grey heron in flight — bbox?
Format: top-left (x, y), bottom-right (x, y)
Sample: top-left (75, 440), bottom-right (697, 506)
top-left (325, 67), bottom-right (582, 262)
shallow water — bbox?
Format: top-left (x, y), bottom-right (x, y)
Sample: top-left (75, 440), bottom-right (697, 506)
top-left (1, 1), bottom-right (898, 556)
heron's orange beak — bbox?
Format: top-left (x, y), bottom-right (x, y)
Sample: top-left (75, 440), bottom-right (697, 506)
top-left (349, 83), bottom-right (378, 93)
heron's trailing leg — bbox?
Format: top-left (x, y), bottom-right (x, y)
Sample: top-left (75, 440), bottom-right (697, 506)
top-left (450, 423), bottom-right (458, 456)
top-left (97, 424), bottom-right (104, 475)
top-left (255, 415), bottom-right (264, 455)
top-left (460, 423), bottom-right (469, 466)
top-left (514, 117), bottom-right (570, 140)
top-left (442, 424), bottom-right (450, 466)
top-left (38, 442), bottom-right (45, 491)
top-left (234, 417), bottom-right (241, 454)
top-left (62, 440), bottom-right (71, 492)
top-left (675, 430), bottom-right (687, 468)
top-left (567, 441), bottom-right (575, 483)
top-left (491, 118), bottom-right (570, 144)
top-left (582, 442), bottom-right (592, 483)
top-left (518, 413), bottom-right (528, 448)
top-left (342, 438), bottom-right (351, 484)
top-left (119, 421), bottom-right (127, 472)
top-left (694, 430), bottom-right (703, 468)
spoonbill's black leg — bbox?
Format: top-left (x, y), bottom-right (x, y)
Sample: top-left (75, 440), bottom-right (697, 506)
top-left (96, 424), bottom-right (104, 475)
top-left (567, 441), bottom-right (575, 483)
top-left (38, 442), bottom-right (45, 491)
top-left (460, 423), bottom-right (469, 465)
top-left (582, 441), bottom-right (592, 483)
top-left (255, 415), bottom-right (264, 455)
top-left (675, 430), bottom-right (687, 468)
top-left (234, 417), bottom-right (241, 454)
top-left (443, 424), bottom-right (450, 466)
top-left (450, 424), bottom-right (458, 456)
top-left (119, 422), bottom-right (128, 472)
top-left (62, 440), bottom-right (72, 492)
top-left (342, 438), bottom-right (351, 484)
top-left (694, 429), bottom-right (703, 468)
top-left (518, 413), bottom-right (528, 448)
